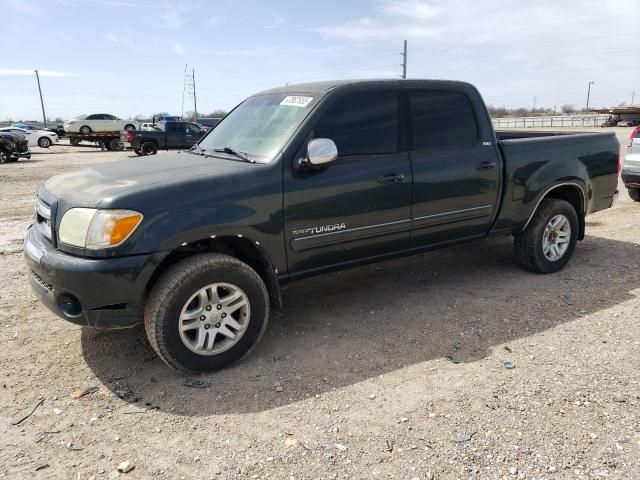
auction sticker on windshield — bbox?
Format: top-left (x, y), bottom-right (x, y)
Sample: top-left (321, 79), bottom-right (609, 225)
top-left (280, 96), bottom-right (313, 107)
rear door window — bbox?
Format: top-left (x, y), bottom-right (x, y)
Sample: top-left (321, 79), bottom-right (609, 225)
top-left (315, 90), bottom-right (399, 157)
top-left (409, 90), bottom-right (478, 151)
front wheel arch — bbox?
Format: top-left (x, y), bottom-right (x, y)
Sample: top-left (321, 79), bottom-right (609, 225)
top-left (144, 235), bottom-right (282, 316)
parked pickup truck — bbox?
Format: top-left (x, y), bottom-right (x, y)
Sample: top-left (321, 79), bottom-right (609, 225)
top-left (25, 79), bottom-right (620, 372)
top-left (123, 121), bottom-right (206, 155)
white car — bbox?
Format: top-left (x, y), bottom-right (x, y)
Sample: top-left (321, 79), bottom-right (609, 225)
top-left (0, 127), bottom-right (59, 148)
top-left (64, 114), bottom-right (138, 135)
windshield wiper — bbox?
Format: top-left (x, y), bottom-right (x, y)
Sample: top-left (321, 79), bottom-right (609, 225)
top-left (213, 147), bottom-right (255, 163)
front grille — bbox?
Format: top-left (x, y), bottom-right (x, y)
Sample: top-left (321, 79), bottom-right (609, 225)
top-left (31, 271), bottom-right (53, 292)
top-left (35, 195), bottom-right (53, 242)
top-left (17, 141), bottom-right (29, 152)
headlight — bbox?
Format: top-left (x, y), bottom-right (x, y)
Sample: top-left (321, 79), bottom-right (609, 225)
top-left (59, 208), bottom-right (143, 249)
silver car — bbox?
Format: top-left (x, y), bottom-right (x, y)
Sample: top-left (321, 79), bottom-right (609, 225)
top-left (621, 126), bottom-right (640, 201)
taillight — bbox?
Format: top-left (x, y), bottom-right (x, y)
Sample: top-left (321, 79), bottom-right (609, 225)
top-left (630, 125), bottom-right (640, 147)
top-left (126, 132), bottom-right (134, 142)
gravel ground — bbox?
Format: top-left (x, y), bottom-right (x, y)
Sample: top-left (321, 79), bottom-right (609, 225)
top-left (1, 129), bottom-right (639, 480)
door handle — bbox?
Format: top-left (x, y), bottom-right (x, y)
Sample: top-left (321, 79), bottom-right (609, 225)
top-left (377, 173), bottom-right (405, 183)
top-left (477, 160), bottom-right (497, 170)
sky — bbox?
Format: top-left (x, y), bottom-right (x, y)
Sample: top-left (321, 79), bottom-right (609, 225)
top-left (0, 0), bottom-right (639, 121)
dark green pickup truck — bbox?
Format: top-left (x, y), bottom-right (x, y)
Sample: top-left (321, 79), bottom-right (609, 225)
top-left (25, 79), bottom-right (620, 372)
top-left (123, 120), bottom-right (206, 155)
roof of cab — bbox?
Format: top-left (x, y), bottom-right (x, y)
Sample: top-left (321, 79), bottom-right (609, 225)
top-left (255, 78), bottom-right (474, 97)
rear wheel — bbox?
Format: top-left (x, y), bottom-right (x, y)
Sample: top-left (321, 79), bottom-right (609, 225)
top-left (109, 138), bottom-right (124, 151)
top-left (144, 254), bottom-right (270, 372)
top-left (141, 142), bottom-right (157, 155)
top-left (628, 188), bottom-right (640, 202)
top-left (38, 136), bottom-right (52, 148)
top-left (124, 124), bottom-right (135, 131)
top-left (514, 198), bottom-right (579, 273)
top-left (79, 126), bottom-right (92, 135)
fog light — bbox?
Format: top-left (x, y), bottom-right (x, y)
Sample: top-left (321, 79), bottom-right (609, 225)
top-left (57, 294), bottom-right (83, 317)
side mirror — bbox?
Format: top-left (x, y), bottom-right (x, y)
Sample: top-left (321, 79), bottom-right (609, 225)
top-left (306, 138), bottom-right (338, 167)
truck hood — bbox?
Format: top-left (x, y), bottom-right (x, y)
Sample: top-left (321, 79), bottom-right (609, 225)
top-left (44, 152), bottom-right (254, 206)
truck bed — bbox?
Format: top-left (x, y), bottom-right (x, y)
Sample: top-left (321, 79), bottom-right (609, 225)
top-left (491, 130), bottom-right (619, 234)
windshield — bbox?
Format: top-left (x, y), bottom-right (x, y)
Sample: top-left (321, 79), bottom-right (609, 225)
top-left (197, 93), bottom-right (315, 163)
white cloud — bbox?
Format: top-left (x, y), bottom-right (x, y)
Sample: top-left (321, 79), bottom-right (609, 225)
top-left (208, 15), bottom-right (223, 26)
top-left (264, 13), bottom-right (284, 29)
top-left (4, 0), bottom-right (43, 15)
top-left (104, 32), bottom-right (135, 48)
top-left (314, 17), bottom-right (436, 42)
top-left (161, 8), bottom-right (182, 28)
top-left (0, 69), bottom-right (74, 78)
top-left (173, 42), bottom-right (185, 55)
top-left (378, 0), bottom-right (442, 19)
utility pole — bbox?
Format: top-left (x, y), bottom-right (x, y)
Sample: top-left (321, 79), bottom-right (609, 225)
top-left (632, 91), bottom-right (636, 105)
top-left (192, 69), bottom-right (198, 121)
top-left (400, 40), bottom-right (407, 79)
top-left (34, 70), bottom-right (47, 128)
top-left (533, 96), bottom-right (537, 113)
top-left (181, 64), bottom-right (187, 118)
top-left (586, 81), bottom-right (594, 110)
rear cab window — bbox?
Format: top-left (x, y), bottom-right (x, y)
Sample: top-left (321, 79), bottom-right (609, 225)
top-left (409, 90), bottom-right (478, 151)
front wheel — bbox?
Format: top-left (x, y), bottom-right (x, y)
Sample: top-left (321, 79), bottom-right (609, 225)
top-left (514, 198), bottom-right (579, 273)
top-left (38, 136), bottom-right (52, 148)
top-left (0, 148), bottom-right (9, 164)
top-left (144, 254), bottom-right (270, 372)
top-left (628, 188), bottom-right (640, 202)
top-left (124, 124), bottom-right (135, 131)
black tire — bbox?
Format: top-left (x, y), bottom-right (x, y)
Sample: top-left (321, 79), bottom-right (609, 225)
top-left (133, 148), bottom-right (143, 156)
top-left (79, 126), bottom-right (92, 135)
top-left (514, 198), bottom-right (579, 274)
top-left (140, 142), bottom-right (157, 155)
top-left (124, 124), bottom-right (135, 131)
top-left (38, 136), bottom-right (52, 148)
top-left (103, 141), bottom-right (112, 151)
top-left (0, 148), bottom-right (9, 164)
top-left (628, 188), bottom-right (640, 202)
top-left (144, 254), bottom-right (270, 372)
top-left (109, 138), bottom-right (124, 151)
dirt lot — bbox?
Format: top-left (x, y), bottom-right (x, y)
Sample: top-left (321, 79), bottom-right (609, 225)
top-left (1, 129), bottom-right (639, 480)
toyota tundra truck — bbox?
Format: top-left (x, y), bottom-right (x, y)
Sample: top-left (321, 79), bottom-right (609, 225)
top-left (24, 79), bottom-right (620, 372)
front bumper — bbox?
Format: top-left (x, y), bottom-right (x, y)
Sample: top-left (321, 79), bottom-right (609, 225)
top-left (12, 150), bottom-right (31, 160)
top-left (24, 225), bottom-right (166, 329)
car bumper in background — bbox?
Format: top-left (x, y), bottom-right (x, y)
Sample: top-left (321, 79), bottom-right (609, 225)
top-left (12, 150), bottom-right (31, 160)
top-left (24, 225), bottom-right (166, 329)
top-left (621, 169), bottom-right (640, 189)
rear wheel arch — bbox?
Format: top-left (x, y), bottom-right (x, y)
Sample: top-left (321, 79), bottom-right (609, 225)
top-left (145, 235), bottom-right (282, 315)
top-left (522, 183), bottom-right (586, 239)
